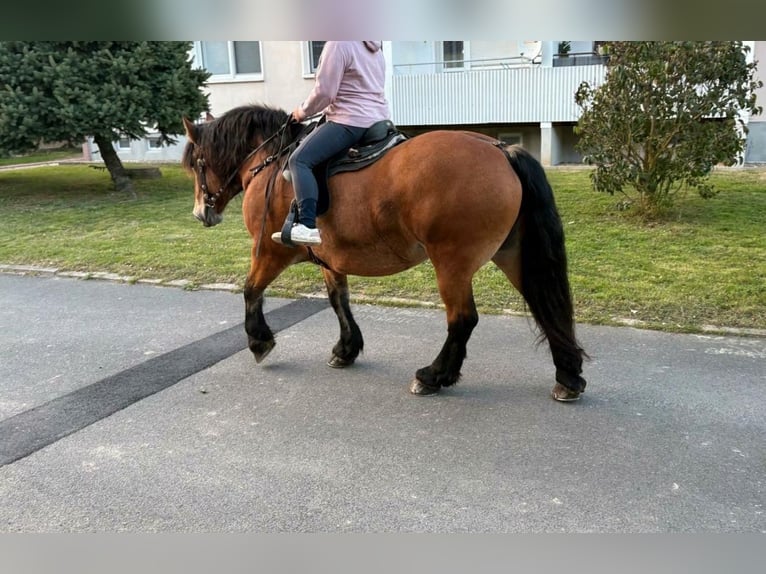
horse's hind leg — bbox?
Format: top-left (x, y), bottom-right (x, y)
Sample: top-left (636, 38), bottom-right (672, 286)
top-left (410, 265), bottom-right (479, 396)
top-left (321, 268), bottom-right (364, 368)
top-left (493, 244), bottom-right (586, 402)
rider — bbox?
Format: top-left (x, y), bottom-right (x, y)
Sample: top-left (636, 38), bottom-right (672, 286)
top-left (273, 41), bottom-right (391, 246)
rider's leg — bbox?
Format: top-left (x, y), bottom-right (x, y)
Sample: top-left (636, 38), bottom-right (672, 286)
top-left (288, 121), bottom-right (366, 229)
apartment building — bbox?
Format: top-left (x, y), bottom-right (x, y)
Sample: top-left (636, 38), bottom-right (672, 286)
top-left (100, 41), bottom-right (764, 166)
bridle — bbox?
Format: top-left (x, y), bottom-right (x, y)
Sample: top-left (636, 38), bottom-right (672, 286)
top-left (193, 117), bottom-right (295, 210)
top-left (192, 113), bottom-right (324, 259)
top-left (195, 156), bottom-right (241, 209)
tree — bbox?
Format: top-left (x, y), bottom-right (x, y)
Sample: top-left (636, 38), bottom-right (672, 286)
top-left (574, 41), bottom-right (762, 215)
top-left (0, 41), bottom-right (210, 194)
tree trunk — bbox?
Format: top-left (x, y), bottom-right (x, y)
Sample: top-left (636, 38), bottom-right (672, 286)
top-left (93, 133), bottom-right (134, 197)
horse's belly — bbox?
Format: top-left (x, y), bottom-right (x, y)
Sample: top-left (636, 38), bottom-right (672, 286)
top-left (322, 242), bottom-right (428, 277)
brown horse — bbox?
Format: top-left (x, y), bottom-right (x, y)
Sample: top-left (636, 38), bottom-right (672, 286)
top-left (182, 105), bottom-right (587, 401)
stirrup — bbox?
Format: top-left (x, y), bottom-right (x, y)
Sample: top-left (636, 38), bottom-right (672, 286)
top-left (274, 200), bottom-right (299, 247)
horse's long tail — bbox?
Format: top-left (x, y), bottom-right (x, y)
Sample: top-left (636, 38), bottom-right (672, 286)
top-left (503, 144), bottom-right (587, 391)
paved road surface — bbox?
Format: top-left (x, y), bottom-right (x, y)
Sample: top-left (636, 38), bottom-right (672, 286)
top-left (0, 273), bottom-right (763, 532)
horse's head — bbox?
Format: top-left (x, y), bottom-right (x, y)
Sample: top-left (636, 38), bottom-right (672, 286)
top-left (182, 106), bottom-right (293, 228)
top-left (182, 116), bottom-right (231, 227)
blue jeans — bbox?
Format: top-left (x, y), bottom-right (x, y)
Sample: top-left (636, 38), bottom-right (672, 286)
top-left (288, 121), bottom-right (367, 228)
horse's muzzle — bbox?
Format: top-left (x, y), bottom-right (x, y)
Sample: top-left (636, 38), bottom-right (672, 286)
top-left (193, 207), bottom-right (223, 227)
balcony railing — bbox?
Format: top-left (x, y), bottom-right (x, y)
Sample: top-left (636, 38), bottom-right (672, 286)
top-left (390, 63), bottom-right (608, 126)
top-left (392, 55), bottom-right (540, 76)
top-left (553, 51), bottom-right (610, 67)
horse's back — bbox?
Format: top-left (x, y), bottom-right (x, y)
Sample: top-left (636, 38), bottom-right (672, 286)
top-left (382, 130), bottom-right (522, 239)
top-left (319, 129), bottom-right (523, 274)
top-left (393, 129), bottom-right (521, 197)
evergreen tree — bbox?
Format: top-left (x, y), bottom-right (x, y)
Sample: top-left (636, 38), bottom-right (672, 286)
top-left (0, 41), bottom-right (210, 193)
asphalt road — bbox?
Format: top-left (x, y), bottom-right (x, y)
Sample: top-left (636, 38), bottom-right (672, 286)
top-left (0, 273), bottom-right (763, 532)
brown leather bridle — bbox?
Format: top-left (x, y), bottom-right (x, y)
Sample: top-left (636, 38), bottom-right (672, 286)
top-left (195, 156), bottom-right (241, 209)
top-left (193, 118), bottom-right (295, 210)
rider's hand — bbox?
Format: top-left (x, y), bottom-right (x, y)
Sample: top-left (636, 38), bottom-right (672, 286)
top-left (290, 105), bottom-right (306, 123)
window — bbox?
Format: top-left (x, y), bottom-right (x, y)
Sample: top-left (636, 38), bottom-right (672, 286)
top-left (442, 41), bottom-right (465, 70)
top-left (233, 42), bottom-right (262, 74)
top-left (147, 135), bottom-right (163, 150)
top-left (197, 41), bottom-right (263, 81)
top-left (305, 41), bottom-right (326, 75)
top-left (116, 135), bottom-right (132, 150)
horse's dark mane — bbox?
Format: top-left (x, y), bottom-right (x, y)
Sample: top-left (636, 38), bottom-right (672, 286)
top-left (182, 104), bottom-right (289, 179)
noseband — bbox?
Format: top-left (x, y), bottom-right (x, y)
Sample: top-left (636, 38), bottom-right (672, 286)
top-left (195, 156), bottom-right (242, 209)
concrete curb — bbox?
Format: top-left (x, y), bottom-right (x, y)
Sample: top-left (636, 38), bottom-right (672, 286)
top-left (0, 264), bottom-right (239, 294)
top-left (1, 263), bottom-right (764, 339)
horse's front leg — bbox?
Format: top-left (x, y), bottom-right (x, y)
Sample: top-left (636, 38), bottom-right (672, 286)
top-left (410, 271), bottom-right (479, 396)
top-left (243, 245), bottom-right (295, 363)
top-left (244, 282), bottom-right (275, 363)
top-left (321, 268), bottom-right (364, 368)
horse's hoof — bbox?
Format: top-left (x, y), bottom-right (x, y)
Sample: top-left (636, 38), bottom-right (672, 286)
top-left (551, 382), bottom-right (582, 402)
top-left (327, 355), bottom-right (354, 368)
top-left (253, 339), bottom-right (276, 364)
top-left (409, 379), bottom-right (440, 396)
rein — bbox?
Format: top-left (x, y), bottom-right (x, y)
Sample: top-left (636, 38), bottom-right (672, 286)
top-left (248, 113), bottom-right (323, 178)
top-left (195, 117), bottom-right (294, 209)
top-left (196, 113), bottom-right (325, 261)
top-left (251, 116), bottom-right (322, 259)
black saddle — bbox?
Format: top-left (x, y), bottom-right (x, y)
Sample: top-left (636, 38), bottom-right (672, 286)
top-left (327, 119), bottom-right (405, 177)
top-left (296, 118), bottom-right (408, 215)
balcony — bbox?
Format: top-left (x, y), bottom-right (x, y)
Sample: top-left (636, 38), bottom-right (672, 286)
top-left (389, 60), bottom-right (607, 127)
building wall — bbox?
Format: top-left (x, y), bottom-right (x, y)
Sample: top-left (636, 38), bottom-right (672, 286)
top-left (744, 41), bottom-right (766, 163)
top-left (750, 40), bottom-right (766, 124)
top-left (391, 41), bottom-right (438, 75)
top-left (205, 42), bottom-right (315, 116)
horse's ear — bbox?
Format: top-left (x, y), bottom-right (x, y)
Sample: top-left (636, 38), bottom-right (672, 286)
top-left (182, 117), bottom-right (198, 143)
top-left (205, 111), bottom-right (215, 122)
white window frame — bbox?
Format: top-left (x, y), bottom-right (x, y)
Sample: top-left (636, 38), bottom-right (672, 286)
top-left (302, 41), bottom-right (326, 77)
top-left (115, 135), bottom-right (132, 151)
top-left (146, 134), bottom-right (163, 151)
top-left (439, 41), bottom-right (470, 72)
top-left (194, 41), bottom-right (264, 83)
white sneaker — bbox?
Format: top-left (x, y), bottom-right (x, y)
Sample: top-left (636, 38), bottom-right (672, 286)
top-left (271, 223), bottom-right (321, 246)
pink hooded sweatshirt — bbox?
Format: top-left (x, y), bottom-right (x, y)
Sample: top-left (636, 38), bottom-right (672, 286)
top-left (299, 41), bottom-right (391, 128)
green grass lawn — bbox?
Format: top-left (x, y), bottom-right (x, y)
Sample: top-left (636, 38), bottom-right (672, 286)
top-left (1, 164), bottom-right (764, 334)
top-left (0, 146), bottom-right (83, 167)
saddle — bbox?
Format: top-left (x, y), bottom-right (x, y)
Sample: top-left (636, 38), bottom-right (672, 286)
top-left (278, 118), bottom-right (408, 245)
